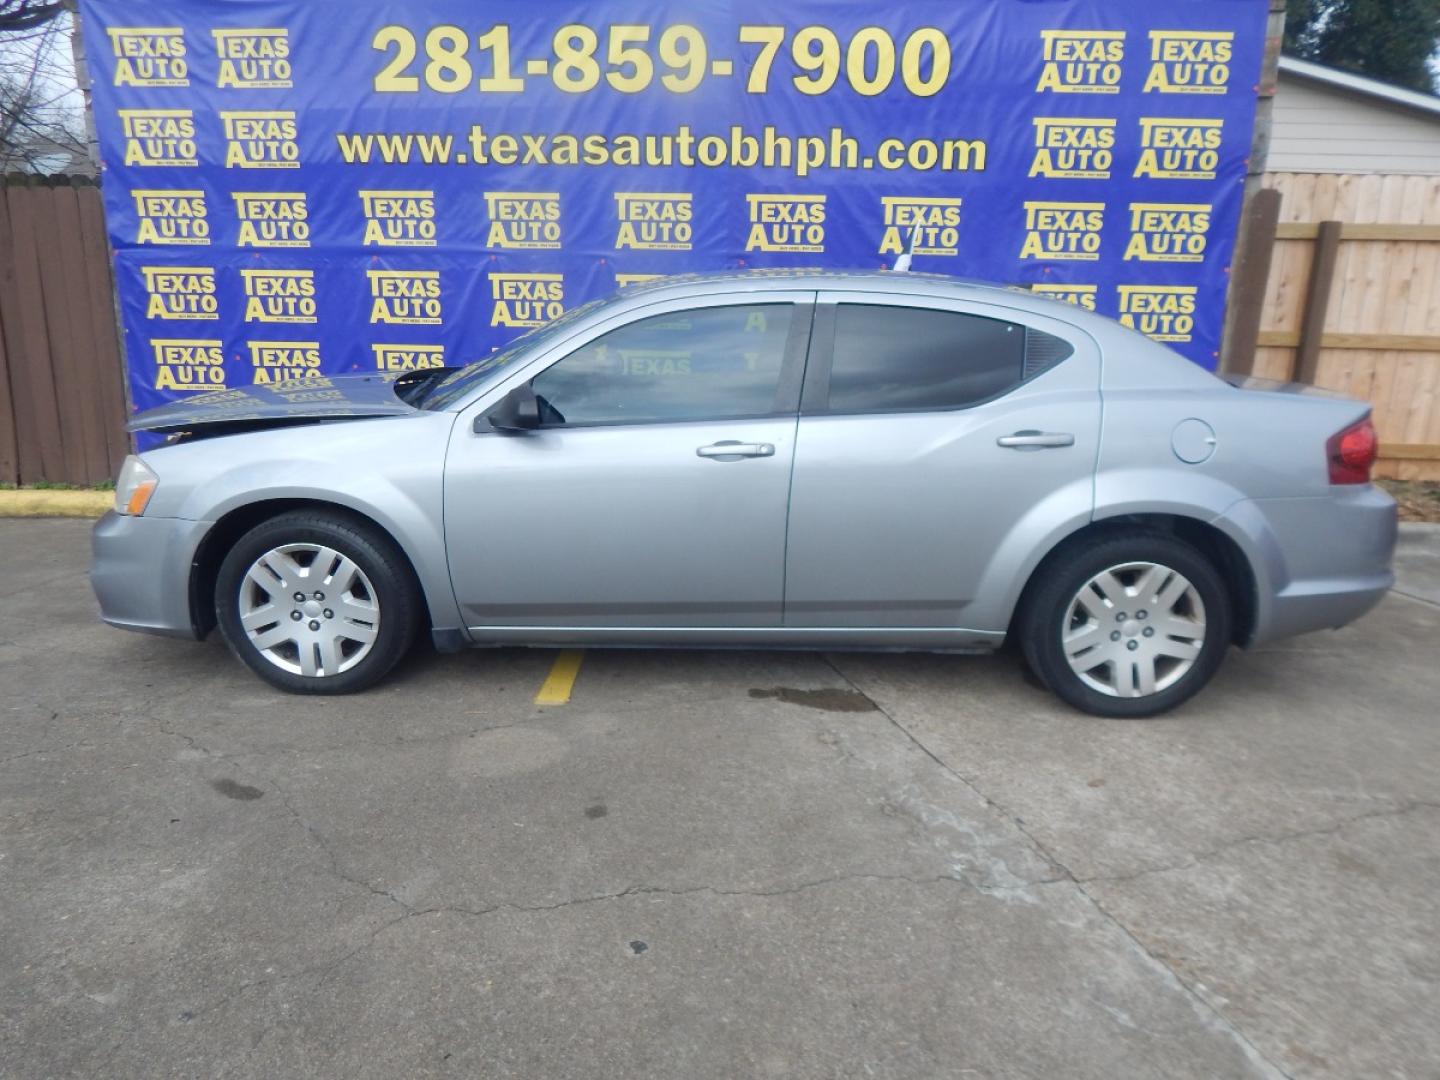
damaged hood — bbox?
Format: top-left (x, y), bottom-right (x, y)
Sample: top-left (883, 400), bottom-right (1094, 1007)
top-left (127, 371), bottom-right (441, 433)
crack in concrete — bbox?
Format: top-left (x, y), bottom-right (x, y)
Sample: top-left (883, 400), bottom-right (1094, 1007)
top-left (1077, 801), bottom-right (1440, 886)
top-left (151, 718), bottom-right (209, 756)
top-left (1058, 883), bottom-right (1295, 1080)
top-left (264, 772), bottom-right (416, 913)
top-left (180, 912), bottom-right (416, 1022)
top-left (143, 718), bottom-right (418, 918)
top-left (1390, 588), bottom-right (1440, 611)
top-left (0, 743), bottom-right (82, 766)
top-left (0, 568), bottom-right (80, 602)
top-left (184, 870), bottom-right (1064, 1019)
top-left (819, 655), bottom-right (1068, 881)
top-left (822, 654), bottom-right (1296, 1080)
top-left (117, 670), bottom-right (1419, 1080)
top-left (0, 721), bottom-right (241, 772)
top-left (0, 716), bottom-right (173, 767)
top-left (178, 688), bottom-right (1072, 1012)
top-left (404, 869), bottom-right (1069, 921)
top-left (231, 716), bottom-right (545, 761)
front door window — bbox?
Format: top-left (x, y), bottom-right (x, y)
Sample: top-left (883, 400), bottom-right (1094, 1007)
top-left (530, 304), bottom-right (794, 427)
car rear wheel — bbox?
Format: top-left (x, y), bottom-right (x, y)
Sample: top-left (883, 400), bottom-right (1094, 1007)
top-left (215, 510), bottom-right (420, 694)
top-left (1019, 532), bottom-right (1231, 718)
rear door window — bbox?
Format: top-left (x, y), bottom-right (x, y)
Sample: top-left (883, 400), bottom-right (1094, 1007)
top-left (820, 304), bottom-right (1071, 413)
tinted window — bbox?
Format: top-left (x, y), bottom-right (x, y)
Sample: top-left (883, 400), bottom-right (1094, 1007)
top-left (531, 304), bottom-right (792, 426)
top-left (420, 299), bottom-right (606, 410)
top-left (825, 305), bottom-right (1029, 413)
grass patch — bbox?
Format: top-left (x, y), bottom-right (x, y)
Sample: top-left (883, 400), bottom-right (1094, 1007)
top-left (0, 481), bottom-right (114, 491)
top-left (1377, 479), bottom-right (1440, 523)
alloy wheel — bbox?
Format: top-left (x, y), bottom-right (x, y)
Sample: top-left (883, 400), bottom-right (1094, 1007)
top-left (1061, 561), bottom-right (1207, 699)
top-left (237, 543), bottom-right (381, 677)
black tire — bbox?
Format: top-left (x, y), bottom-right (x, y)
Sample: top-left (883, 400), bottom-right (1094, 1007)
top-left (215, 510), bottom-right (421, 694)
top-left (1018, 531), bottom-right (1231, 719)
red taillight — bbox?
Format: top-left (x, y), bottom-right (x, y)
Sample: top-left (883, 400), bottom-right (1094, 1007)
top-left (1327, 417), bottom-right (1378, 485)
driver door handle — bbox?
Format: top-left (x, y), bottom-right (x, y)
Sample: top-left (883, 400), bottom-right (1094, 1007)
top-left (697, 441), bottom-right (775, 460)
top-left (996, 431), bottom-right (1075, 449)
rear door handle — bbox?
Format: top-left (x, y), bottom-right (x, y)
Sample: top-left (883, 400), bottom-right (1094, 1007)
top-left (996, 430), bottom-right (1075, 449)
top-left (696, 441), bottom-right (775, 460)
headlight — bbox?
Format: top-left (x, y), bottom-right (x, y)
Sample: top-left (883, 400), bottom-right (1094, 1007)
top-left (114, 455), bottom-right (158, 516)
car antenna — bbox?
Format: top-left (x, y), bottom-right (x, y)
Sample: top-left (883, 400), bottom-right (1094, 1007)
top-left (891, 225), bottom-right (920, 273)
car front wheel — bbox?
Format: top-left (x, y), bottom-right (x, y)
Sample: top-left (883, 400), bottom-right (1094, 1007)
top-left (1019, 532), bottom-right (1232, 718)
top-left (215, 510), bottom-right (420, 694)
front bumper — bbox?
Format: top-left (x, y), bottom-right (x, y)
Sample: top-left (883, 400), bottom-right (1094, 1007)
top-left (1225, 485), bottom-right (1398, 647)
top-left (90, 511), bottom-right (213, 639)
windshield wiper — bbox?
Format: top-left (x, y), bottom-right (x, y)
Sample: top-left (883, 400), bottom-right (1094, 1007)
top-left (394, 366), bottom-right (458, 406)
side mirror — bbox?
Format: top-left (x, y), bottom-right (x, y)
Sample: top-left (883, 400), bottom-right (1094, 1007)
top-left (479, 384), bottom-right (540, 433)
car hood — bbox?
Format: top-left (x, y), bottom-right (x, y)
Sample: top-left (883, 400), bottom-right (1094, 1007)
top-left (127, 371), bottom-right (433, 433)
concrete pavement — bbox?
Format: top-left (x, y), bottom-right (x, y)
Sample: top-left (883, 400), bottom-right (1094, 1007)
top-left (1, 518), bottom-right (1437, 1078)
top-left (1395, 522), bottom-right (1440, 607)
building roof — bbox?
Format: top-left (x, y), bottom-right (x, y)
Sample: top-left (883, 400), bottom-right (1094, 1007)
top-left (1279, 56), bottom-right (1440, 122)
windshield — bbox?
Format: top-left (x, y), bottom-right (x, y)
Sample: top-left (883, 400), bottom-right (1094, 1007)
top-left (418, 299), bottom-right (607, 410)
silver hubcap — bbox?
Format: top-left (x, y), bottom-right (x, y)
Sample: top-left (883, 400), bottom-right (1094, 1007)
top-left (238, 543), bottom-right (380, 677)
top-left (1062, 561), bottom-right (1207, 699)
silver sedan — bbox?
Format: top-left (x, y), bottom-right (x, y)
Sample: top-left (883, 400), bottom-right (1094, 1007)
top-left (92, 271), bottom-right (1397, 717)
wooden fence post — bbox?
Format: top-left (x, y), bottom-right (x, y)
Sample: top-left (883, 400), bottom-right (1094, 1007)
top-left (0, 281), bottom-right (16, 485)
top-left (1219, 0), bottom-right (1285, 372)
top-left (1292, 220), bottom-right (1343, 384)
top-left (1221, 188), bottom-right (1282, 376)
top-left (0, 174), bottom-right (69, 483)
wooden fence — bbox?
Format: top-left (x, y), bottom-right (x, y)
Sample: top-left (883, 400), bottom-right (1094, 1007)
top-left (0, 173), bottom-right (130, 487)
top-left (1234, 172), bottom-right (1440, 481)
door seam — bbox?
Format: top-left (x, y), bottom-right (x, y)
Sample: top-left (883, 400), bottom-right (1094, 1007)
top-left (781, 296), bottom-right (819, 625)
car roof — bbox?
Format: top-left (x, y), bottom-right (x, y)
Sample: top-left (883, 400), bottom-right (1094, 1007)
top-left (614, 268), bottom-right (1020, 300)
top-left (598, 268), bottom-right (1224, 393)
top-left (604, 268), bottom-right (1107, 328)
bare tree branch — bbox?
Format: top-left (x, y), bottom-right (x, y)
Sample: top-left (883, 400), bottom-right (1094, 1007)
top-left (0, 1), bottom-right (66, 34)
top-left (0, 8), bottom-right (87, 173)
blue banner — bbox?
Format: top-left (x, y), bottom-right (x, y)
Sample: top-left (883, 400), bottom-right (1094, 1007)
top-left (80, 0), bottom-right (1267, 419)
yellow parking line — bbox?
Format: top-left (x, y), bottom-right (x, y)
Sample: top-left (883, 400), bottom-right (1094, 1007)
top-left (534, 649), bottom-right (585, 706)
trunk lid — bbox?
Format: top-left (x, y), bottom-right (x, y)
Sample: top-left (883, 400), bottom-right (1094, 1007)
top-left (1219, 374), bottom-right (1350, 399)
